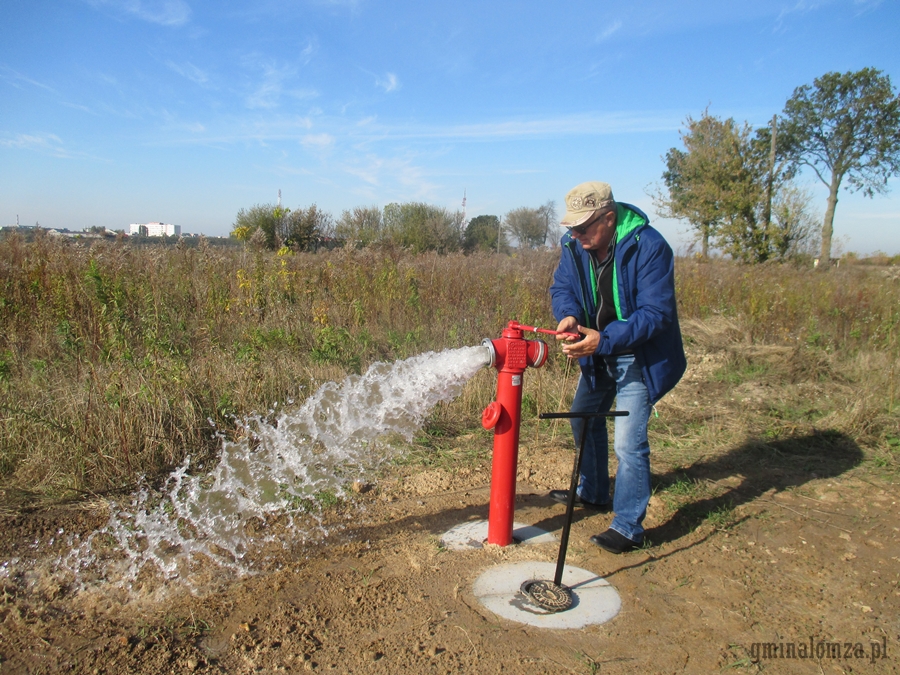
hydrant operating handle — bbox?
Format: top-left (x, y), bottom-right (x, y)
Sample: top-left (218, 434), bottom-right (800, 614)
top-left (508, 321), bottom-right (582, 341)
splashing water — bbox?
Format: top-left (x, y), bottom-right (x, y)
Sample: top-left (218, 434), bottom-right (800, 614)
top-left (63, 346), bottom-right (491, 591)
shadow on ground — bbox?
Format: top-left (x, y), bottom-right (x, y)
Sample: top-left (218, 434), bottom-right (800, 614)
top-left (641, 429), bottom-right (863, 546)
top-left (331, 431), bottom-right (862, 554)
top-left (507, 430), bottom-right (863, 548)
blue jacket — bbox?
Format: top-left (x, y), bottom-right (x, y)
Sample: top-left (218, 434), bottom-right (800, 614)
top-left (550, 202), bottom-right (686, 404)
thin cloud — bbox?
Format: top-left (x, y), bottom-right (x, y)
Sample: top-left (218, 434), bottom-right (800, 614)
top-left (62, 101), bottom-right (97, 114)
top-left (310, 0), bottom-right (365, 10)
top-left (342, 153), bottom-right (439, 200)
top-left (160, 116), bottom-right (205, 133)
top-left (853, 0), bottom-right (883, 14)
top-left (245, 61), bottom-right (295, 109)
top-left (165, 60), bottom-right (209, 85)
top-left (360, 111), bottom-right (683, 142)
top-left (286, 88), bottom-right (320, 101)
top-left (301, 133), bottom-right (335, 148)
top-left (241, 57), bottom-right (317, 109)
top-left (85, 0), bottom-right (191, 26)
top-left (1, 132), bottom-right (69, 157)
top-left (771, 0), bottom-right (874, 30)
top-left (151, 113), bottom-right (316, 146)
top-left (0, 65), bottom-right (57, 93)
top-left (596, 20), bottom-right (623, 42)
top-left (776, 0), bottom-right (824, 22)
top-left (150, 109), bottom-right (682, 150)
top-left (376, 72), bottom-right (400, 93)
top-left (299, 39), bottom-right (318, 65)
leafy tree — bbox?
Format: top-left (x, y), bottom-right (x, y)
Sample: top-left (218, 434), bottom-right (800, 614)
top-left (231, 203), bottom-right (333, 250)
top-left (504, 207), bottom-right (546, 249)
top-left (464, 215), bottom-right (507, 253)
top-left (230, 204), bottom-right (284, 249)
top-left (656, 112), bottom-right (762, 258)
top-left (335, 206), bottom-right (382, 246)
top-left (382, 202), bottom-right (464, 253)
top-left (657, 110), bottom-right (813, 262)
top-left (779, 68), bottom-right (900, 261)
top-left (280, 204), bottom-right (333, 250)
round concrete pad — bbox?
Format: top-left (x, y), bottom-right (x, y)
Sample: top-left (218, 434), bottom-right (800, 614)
top-left (441, 520), bottom-right (556, 551)
top-left (472, 561), bottom-right (621, 628)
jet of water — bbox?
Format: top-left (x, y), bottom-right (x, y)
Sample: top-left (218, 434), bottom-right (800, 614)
top-left (63, 345), bottom-right (491, 591)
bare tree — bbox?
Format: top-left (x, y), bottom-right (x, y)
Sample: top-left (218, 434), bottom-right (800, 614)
top-left (537, 200), bottom-right (558, 246)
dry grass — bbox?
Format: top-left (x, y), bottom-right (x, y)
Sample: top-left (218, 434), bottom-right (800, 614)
top-left (0, 233), bottom-right (897, 506)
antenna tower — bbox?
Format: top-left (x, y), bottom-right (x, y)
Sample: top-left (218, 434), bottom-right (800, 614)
top-left (461, 189), bottom-right (467, 224)
top-left (278, 189), bottom-right (282, 209)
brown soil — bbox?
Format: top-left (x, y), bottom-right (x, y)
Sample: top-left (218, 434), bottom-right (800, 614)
top-left (2, 347), bottom-right (899, 674)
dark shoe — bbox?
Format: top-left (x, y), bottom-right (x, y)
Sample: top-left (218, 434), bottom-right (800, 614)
top-left (589, 528), bottom-right (641, 554)
top-left (548, 490), bottom-right (611, 512)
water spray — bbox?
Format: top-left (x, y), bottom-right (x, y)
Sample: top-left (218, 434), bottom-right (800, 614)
top-left (55, 346), bottom-right (493, 591)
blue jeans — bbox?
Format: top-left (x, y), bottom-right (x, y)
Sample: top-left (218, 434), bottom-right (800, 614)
top-left (570, 353), bottom-right (651, 543)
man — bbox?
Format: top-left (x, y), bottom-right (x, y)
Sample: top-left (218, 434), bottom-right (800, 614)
top-left (549, 181), bottom-right (686, 553)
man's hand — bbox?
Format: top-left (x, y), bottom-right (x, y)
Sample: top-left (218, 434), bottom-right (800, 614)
top-left (561, 325), bottom-right (600, 359)
top-left (555, 316), bottom-right (578, 341)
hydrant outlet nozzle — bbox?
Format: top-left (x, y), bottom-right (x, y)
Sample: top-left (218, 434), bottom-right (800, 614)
top-left (481, 338), bottom-right (497, 369)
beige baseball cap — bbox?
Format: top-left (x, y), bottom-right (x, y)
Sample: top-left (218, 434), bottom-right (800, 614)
top-left (560, 181), bottom-right (615, 227)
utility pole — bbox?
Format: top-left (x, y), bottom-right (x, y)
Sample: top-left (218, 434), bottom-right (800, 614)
top-left (765, 115), bottom-right (777, 234)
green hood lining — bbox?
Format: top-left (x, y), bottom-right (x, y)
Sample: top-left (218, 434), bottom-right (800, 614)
top-left (579, 203), bottom-right (648, 325)
top-left (611, 204), bottom-right (647, 321)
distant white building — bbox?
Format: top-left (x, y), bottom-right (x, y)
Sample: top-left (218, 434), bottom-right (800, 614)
top-left (129, 222), bottom-right (181, 237)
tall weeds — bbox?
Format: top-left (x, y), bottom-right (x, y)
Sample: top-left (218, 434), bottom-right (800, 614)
top-left (676, 259), bottom-right (899, 351)
top-left (0, 234), bottom-right (897, 503)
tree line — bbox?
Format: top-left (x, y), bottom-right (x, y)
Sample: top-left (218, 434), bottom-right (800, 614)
top-left (656, 67), bottom-right (900, 263)
top-left (230, 200), bottom-right (559, 254)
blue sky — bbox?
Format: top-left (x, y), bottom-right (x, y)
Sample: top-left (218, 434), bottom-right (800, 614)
top-left (2, 0), bottom-right (899, 254)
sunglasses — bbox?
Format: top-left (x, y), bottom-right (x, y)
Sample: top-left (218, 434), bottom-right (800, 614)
top-left (568, 214), bottom-right (601, 236)
top-left (568, 209), bottom-right (613, 236)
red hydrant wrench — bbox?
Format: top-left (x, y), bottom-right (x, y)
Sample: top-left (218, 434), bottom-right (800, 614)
top-left (508, 322), bottom-right (582, 341)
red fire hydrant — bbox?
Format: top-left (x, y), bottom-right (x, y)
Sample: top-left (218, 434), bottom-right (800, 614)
top-left (481, 321), bottom-right (549, 546)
